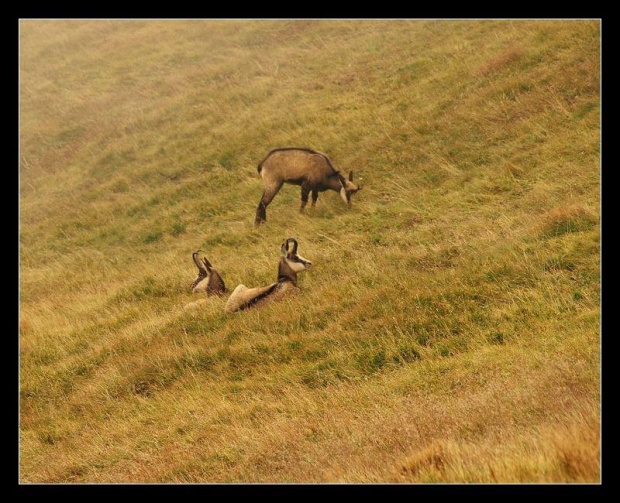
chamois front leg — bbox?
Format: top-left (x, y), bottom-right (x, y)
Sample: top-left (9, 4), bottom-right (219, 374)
top-left (300, 183), bottom-right (312, 213)
top-left (311, 189), bottom-right (319, 208)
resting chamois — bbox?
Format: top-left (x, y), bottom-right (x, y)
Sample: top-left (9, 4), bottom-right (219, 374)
top-left (255, 148), bottom-right (361, 225)
top-left (224, 238), bottom-right (312, 313)
top-left (190, 250), bottom-right (227, 296)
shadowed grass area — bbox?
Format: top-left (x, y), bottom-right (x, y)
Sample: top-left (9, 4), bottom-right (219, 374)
top-left (20, 19), bottom-right (599, 483)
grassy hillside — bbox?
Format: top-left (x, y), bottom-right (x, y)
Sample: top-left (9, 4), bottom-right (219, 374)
top-left (19, 20), bottom-right (600, 483)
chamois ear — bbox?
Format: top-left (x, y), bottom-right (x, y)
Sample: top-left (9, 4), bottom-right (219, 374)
top-left (281, 240), bottom-right (289, 257)
top-left (202, 257), bottom-right (213, 271)
top-left (349, 170), bottom-right (354, 182)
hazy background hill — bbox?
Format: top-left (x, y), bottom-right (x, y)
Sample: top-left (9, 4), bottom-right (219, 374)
top-left (19, 20), bottom-right (600, 482)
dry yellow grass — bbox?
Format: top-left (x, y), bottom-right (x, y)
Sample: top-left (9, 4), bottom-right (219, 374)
top-left (19, 19), bottom-right (600, 483)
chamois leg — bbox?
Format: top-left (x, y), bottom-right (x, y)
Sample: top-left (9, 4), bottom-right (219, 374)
top-left (311, 189), bottom-right (319, 208)
top-left (255, 182), bottom-right (283, 225)
top-left (300, 183), bottom-right (311, 213)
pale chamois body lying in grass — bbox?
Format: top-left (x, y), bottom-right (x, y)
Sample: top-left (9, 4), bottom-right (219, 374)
top-left (190, 250), bottom-right (227, 296)
top-left (224, 238), bottom-right (312, 313)
top-left (255, 147), bottom-right (361, 225)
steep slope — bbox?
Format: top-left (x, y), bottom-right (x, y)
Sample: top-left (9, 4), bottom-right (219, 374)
top-left (19, 20), bottom-right (600, 482)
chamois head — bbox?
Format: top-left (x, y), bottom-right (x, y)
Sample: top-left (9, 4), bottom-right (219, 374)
top-left (280, 238), bottom-right (313, 276)
top-left (190, 250), bottom-right (227, 295)
top-left (338, 170), bottom-right (362, 206)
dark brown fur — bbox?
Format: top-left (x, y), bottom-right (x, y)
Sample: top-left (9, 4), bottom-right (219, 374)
top-left (234, 283), bottom-right (279, 311)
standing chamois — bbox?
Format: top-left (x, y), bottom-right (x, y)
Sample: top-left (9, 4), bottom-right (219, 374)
top-left (190, 250), bottom-right (227, 296)
top-left (254, 148), bottom-right (361, 225)
top-left (224, 238), bottom-right (312, 313)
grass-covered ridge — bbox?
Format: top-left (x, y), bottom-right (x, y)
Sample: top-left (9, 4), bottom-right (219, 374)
top-left (19, 20), bottom-right (600, 483)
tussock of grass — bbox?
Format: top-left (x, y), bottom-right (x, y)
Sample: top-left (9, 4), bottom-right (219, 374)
top-left (539, 204), bottom-right (598, 238)
top-left (20, 20), bottom-right (599, 483)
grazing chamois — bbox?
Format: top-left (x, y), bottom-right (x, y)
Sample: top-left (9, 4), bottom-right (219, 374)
top-left (254, 147), bottom-right (361, 225)
top-left (224, 238), bottom-right (312, 313)
top-left (190, 250), bottom-right (227, 296)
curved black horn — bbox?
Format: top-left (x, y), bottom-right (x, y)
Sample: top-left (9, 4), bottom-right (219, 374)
top-left (192, 250), bottom-right (208, 274)
top-left (281, 240), bottom-right (289, 256)
top-left (349, 170), bottom-right (354, 182)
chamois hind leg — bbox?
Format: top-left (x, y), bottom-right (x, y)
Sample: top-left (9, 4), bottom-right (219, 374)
top-left (255, 181), bottom-right (283, 225)
top-left (300, 183), bottom-right (312, 212)
top-left (311, 188), bottom-right (319, 208)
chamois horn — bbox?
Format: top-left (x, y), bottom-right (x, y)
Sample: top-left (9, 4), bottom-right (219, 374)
top-left (192, 250), bottom-right (207, 272)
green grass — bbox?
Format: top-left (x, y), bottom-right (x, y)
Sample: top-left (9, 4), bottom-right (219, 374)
top-left (20, 19), bottom-right (600, 483)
